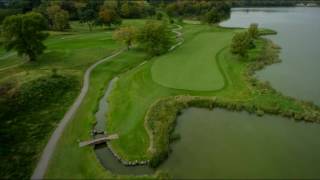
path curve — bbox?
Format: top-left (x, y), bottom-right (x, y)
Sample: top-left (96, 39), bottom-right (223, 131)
top-left (169, 24), bottom-right (184, 51)
top-left (32, 23), bottom-right (183, 179)
top-left (31, 49), bottom-right (124, 180)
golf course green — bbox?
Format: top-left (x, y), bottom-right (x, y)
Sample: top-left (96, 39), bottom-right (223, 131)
top-left (151, 27), bottom-right (234, 91)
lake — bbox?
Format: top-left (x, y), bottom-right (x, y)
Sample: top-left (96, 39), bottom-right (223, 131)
top-left (221, 7), bottom-right (320, 105)
top-left (159, 7), bottom-right (320, 178)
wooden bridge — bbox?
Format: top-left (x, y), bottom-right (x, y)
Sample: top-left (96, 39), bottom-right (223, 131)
top-left (79, 134), bottom-right (119, 147)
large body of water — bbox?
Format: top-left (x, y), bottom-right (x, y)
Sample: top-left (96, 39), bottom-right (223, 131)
top-left (159, 8), bottom-right (320, 178)
top-left (221, 7), bottom-right (320, 105)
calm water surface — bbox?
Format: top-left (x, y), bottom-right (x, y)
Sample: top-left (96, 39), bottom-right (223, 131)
top-left (160, 108), bottom-right (320, 178)
top-left (221, 7), bottom-right (320, 105)
top-left (160, 8), bottom-right (320, 178)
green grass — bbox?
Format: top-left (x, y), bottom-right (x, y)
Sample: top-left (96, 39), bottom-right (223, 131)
top-left (0, 19), bottom-right (147, 179)
top-left (106, 23), bottom-right (320, 167)
top-left (2, 18), bottom-right (319, 179)
top-left (45, 49), bottom-right (152, 179)
top-left (151, 25), bottom-right (233, 91)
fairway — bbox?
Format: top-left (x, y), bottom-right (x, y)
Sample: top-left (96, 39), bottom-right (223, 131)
top-left (151, 28), bottom-right (234, 91)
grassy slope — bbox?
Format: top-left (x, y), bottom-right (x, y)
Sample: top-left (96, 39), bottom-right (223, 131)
top-left (45, 19), bottom-right (154, 178)
top-left (151, 25), bottom-right (232, 91)
top-left (0, 20), bottom-right (143, 178)
top-left (45, 50), bottom-right (148, 178)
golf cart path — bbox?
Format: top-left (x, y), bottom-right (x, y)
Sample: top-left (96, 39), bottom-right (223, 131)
top-left (32, 24), bottom-right (183, 179)
top-left (31, 49), bottom-right (124, 179)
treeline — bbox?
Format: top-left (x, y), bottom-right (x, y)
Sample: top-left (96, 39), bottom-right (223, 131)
top-left (0, 0), bottom-right (157, 30)
top-left (231, 0), bottom-right (320, 7)
top-left (149, 0), bottom-right (320, 7)
top-left (165, 1), bottom-right (231, 23)
top-left (0, 1), bottom-right (233, 31)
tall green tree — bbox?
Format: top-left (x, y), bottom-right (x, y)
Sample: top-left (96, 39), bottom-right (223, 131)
top-left (47, 5), bottom-right (70, 31)
top-left (203, 7), bottom-right (219, 24)
top-left (61, 0), bottom-right (78, 20)
top-left (137, 21), bottom-right (172, 56)
top-left (230, 32), bottom-right (252, 57)
top-left (79, 8), bottom-right (96, 31)
top-left (248, 23), bottom-right (259, 39)
top-left (2, 12), bottom-right (48, 61)
top-left (79, 0), bottom-right (103, 31)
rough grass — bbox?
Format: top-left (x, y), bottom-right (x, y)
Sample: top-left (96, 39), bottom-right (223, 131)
top-left (151, 25), bottom-right (233, 91)
top-left (0, 75), bottom-right (79, 179)
top-left (0, 19), bottom-right (147, 179)
top-left (45, 50), bottom-right (154, 179)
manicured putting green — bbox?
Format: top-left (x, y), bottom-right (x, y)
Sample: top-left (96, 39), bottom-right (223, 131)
top-left (151, 30), bottom-right (233, 91)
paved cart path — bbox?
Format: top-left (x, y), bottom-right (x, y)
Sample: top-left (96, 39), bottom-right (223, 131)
top-left (31, 50), bottom-right (124, 179)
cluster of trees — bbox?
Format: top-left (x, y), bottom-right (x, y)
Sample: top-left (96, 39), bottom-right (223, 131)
top-left (231, 23), bottom-right (259, 57)
top-left (79, 0), bottom-right (156, 31)
top-left (0, 0), bottom-right (156, 30)
top-left (231, 0), bottom-right (318, 7)
top-left (114, 20), bottom-right (172, 56)
top-left (165, 1), bottom-right (231, 24)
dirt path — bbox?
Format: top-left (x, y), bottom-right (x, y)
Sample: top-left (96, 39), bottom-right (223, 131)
top-left (31, 49), bottom-right (124, 179)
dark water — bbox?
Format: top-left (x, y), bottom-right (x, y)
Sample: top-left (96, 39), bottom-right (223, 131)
top-left (159, 8), bottom-right (320, 178)
top-left (160, 108), bottom-right (320, 179)
top-left (221, 7), bottom-right (320, 105)
top-left (94, 78), bottom-right (153, 175)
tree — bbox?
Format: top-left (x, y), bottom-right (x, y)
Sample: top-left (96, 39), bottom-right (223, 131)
top-left (2, 12), bottom-right (48, 61)
top-left (99, 6), bottom-right (121, 28)
top-left (230, 32), bottom-right (252, 57)
top-left (203, 7), bottom-right (219, 24)
top-left (248, 23), bottom-right (259, 39)
top-left (47, 5), bottom-right (69, 31)
top-left (156, 12), bottom-right (163, 20)
top-left (137, 21), bottom-right (172, 56)
top-left (61, 0), bottom-right (78, 20)
top-left (79, 8), bottom-right (96, 31)
top-left (79, 0), bottom-right (103, 31)
top-left (113, 26), bottom-right (138, 50)
top-left (120, 2), bottom-right (130, 18)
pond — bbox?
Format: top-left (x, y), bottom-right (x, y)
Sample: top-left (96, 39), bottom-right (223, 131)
top-left (159, 7), bottom-right (320, 178)
top-left (160, 108), bottom-right (320, 178)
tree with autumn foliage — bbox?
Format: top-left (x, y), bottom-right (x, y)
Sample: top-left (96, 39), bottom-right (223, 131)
top-left (113, 26), bottom-right (138, 50)
top-left (98, 6), bottom-right (121, 28)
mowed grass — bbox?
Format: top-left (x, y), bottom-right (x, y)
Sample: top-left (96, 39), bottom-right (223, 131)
top-left (107, 61), bottom-right (181, 161)
top-left (151, 25), bottom-right (234, 91)
top-left (106, 23), bottom-right (316, 166)
top-left (45, 50), bottom-right (150, 178)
